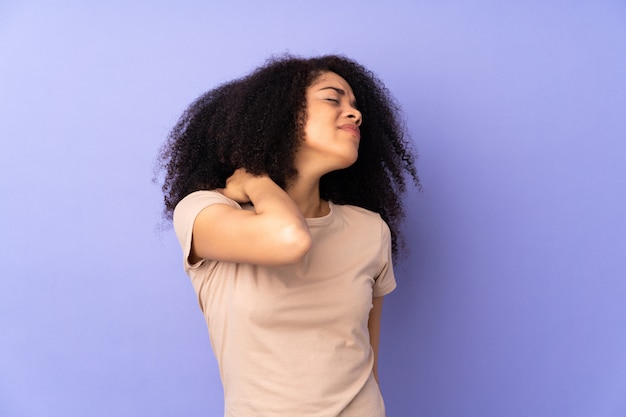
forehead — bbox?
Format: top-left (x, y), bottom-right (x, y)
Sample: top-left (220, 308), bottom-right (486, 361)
top-left (309, 71), bottom-right (355, 95)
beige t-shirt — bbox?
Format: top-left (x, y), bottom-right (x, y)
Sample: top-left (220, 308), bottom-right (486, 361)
top-left (174, 190), bottom-right (397, 417)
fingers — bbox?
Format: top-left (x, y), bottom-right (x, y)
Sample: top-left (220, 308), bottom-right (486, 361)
top-left (221, 168), bottom-right (267, 203)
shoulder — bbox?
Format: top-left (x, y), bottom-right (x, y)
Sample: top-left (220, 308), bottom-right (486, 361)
top-left (173, 190), bottom-right (240, 233)
top-left (333, 203), bottom-right (385, 225)
top-left (176, 190), bottom-right (240, 210)
top-left (175, 190), bottom-right (240, 216)
top-left (332, 203), bottom-right (391, 238)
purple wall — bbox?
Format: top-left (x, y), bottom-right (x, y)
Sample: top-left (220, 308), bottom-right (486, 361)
top-left (1, 1), bottom-right (625, 416)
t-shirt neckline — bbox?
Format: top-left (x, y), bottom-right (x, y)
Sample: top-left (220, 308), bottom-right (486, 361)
top-left (305, 201), bottom-right (335, 226)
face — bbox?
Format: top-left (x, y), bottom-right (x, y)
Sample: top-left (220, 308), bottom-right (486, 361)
top-left (296, 71), bottom-right (363, 176)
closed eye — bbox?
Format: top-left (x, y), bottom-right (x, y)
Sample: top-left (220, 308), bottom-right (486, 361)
top-left (318, 86), bottom-right (358, 108)
top-left (325, 98), bottom-right (339, 103)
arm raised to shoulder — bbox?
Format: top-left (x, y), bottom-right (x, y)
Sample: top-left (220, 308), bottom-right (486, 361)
top-left (189, 169), bottom-right (312, 266)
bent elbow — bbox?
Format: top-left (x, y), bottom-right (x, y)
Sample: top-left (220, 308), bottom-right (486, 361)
top-left (278, 224), bottom-right (312, 264)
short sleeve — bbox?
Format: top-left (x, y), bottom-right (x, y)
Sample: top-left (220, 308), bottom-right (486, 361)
top-left (173, 190), bottom-right (240, 271)
top-left (372, 219), bottom-right (397, 297)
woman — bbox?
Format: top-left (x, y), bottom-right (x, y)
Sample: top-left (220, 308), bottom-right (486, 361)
top-left (156, 54), bottom-right (419, 417)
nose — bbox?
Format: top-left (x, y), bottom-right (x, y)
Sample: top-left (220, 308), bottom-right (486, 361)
top-left (347, 106), bottom-right (362, 127)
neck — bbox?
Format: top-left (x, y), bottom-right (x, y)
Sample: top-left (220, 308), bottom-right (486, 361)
top-left (286, 176), bottom-right (329, 218)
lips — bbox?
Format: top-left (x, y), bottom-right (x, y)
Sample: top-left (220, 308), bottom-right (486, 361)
top-left (339, 124), bottom-right (360, 139)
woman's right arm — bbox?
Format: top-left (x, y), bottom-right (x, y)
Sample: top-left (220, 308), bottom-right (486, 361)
top-left (188, 168), bottom-right (312, 266)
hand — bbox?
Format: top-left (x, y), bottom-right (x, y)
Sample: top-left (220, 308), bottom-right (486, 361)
top-left (218, 168), bottom-right (266, 203)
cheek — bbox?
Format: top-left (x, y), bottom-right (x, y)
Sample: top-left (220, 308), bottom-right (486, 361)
top-left (302, 117), bottom-right (324, 141)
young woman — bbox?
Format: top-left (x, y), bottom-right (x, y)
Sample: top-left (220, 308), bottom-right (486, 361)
top-left (156, 54), bottom-right (419, 417)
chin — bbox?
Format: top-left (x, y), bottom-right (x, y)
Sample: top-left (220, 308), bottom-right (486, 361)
top-left (337, 155), bottom-right (358, 170)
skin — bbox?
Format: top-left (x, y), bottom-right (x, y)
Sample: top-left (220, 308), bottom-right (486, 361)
top-left (189, 71), bottom-right (385, 383)
top-left (369, 296), bottom-right (384, 384)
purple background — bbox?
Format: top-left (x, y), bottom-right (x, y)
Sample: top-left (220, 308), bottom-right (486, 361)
top-left (2, 1), bottom-right (625, 416)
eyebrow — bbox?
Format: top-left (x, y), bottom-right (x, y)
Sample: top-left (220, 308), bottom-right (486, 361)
top-left (317, 86), bottom-right (358, 108)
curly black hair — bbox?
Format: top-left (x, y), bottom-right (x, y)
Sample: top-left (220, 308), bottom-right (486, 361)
top-left (155, 54), bottom-right (420, 257)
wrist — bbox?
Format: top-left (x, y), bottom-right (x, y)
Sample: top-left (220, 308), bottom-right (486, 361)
top-left (243, 175), bottom-right (279, 200)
